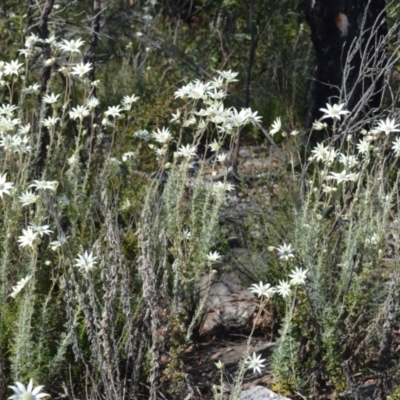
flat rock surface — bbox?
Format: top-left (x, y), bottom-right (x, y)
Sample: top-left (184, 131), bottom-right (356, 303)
top-left (240, 386), bottom-right (292, 400)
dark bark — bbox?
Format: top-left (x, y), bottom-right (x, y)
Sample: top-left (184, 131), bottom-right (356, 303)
top-left (305, 0), bottom-right (387, 129)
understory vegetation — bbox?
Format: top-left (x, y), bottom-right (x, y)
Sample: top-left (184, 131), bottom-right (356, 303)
top-left (2, 1), bottom-right (400, 400)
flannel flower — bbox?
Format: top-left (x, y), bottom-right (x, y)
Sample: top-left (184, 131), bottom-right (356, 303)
top-left (8, 378), bottom-right (49, 399)
top-left (245, 352), bottom-right (266, 374)
top-left (249, 282), bottom-right (276, 299)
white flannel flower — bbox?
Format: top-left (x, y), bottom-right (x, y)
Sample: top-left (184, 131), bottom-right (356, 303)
top-left (245, 352), bottom-right (266, 374)
top-left (376, 117), bottom-right (400, 135)
top-left (338, 153), bottom-right (358, 169)
top-left (210, 76), bottom-right (225, 88)
top-left (58, 38), bottom-right (85, 54)
top-left (217, 70), bottom-right (239, 82)
top-left (4, 60), bottom-right (24, 77)
top-left (197, 119), bottom-right (208, 132)
top-left (104, 105), bottom-right (123, 118)
top-left (216, 153), bottom-right (228, 163)
top-left (209, 140), bottom-right (221, 152)
top-left (21, 83), bottom-right (41, 95)
top-left (75, 250), bottom-right (98, 273)
top-left (212, 181), bottom-right (235, 195)
top-left (0, 173), bottom-right (14, 198)
top-left (0, 104), bottom-right (18, 117)
top-left (152, 127), bottom-right (172, 144)
top-left (122, 94), bottom-right (139, 110)
top-left (206, 251), bottom-right (221, 263)
top-left (30, 223), bottom-right (53, 237)
top-left (42, 116), bottom-right (60, 128)
top-left (18, 124), bottom-right (31, 135)
top-left (229, 108), bottom-right (248, 127)
top-left (249, 281), bottom-right (276, 299)
top-left (70, 105), bottom-right (90, 120)
top-left (276, 242), bottom-right (294, 261)
top-left (18, 190), bottom-right (38, 206)
top-left (276, 280), bottom-right (291, 298)
top-left (322, 184), bottom-right (337, 194)
top-left (311, 143), bottom-right (338, 163)
top-left (9, 274), bottom-right (32, 299)
top-left (8, 378), bottom-right (49, 399)
top-left (269, 117), bottom-right (281, 135)
top-left (289, 267), bottom-right (308, 285)
top-left (180, 229), bottom-right (191, 240)
top-left (17, 227), bottom-right (38, 249)
top-left (19, 48), bottom-right (34, 58)
top-left (312, 121), bottom-right (328, 130)
top-left (207, 88), bottom-right (226, 100)
top-left (86, 96), bottom-right (100, 110)
top-left (248, 110), bottom-right (262, 125)
top-left (25, 33), bottom-right (39, 48)
top-left (71, 62), bottom-right (92, 77)
top-left (29, 180), bottom-right (58, 192)
top-left (50, 235), bottom-right (69, 251)
top-left (122, 151), bottom-right (136, 162)
top-left (182, 116), bottom-right (197, 127)
top-left (356, 138), bottom-right (371, 155)
top-left (328, 170), bottom-right (357, 184)
top-left (176, 144), bottom-right (197, 159)
top-left (174, 83), bottom-right (192, 99)
top-left (170, 111), bottom-right (181, 122)
top-left (319, 103), bottom-right (350, 121)
top-left (392, 137), bottom-right (400, 157)
top-left (42, 93), bottom-right (60, 105)
top-left (188, 80), bottom-right (209, 99)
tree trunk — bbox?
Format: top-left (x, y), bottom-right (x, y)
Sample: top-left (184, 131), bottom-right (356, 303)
top-left (305, 0), bottom-right (387, 129)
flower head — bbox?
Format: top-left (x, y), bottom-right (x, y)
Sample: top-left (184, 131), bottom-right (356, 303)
top-left (288, 267), bottom-right (308, 285)
top-left (249, 281), bottom-right (276, 299)
top-left (122, 94), bottom-right (139, 110)
top-left (58, 38), bottom-right (85, 54)
top-left (8, 378), bottom-right (49, 399)
top-left (392, 137), bottom-right (400, 157)
top-left (29, 180), bottom-right (58, 192)
top-left (43, 93), bottom-right (60, 105)
top-left (312, 121), bottom-right (328, 130)
top-left (17, 227), bottom-right (38, 249)
top-left (217, 70), bottom-right (239, 82)
top-left (276, 280), bottom-right (291, 298)
top-left (29, 223), bottom-right (53, 237)
top-left (42, 116), bottom-right (60, 128)
top-left (18, 190), bottom-right (38, 207)
top-left (0, 173), bottom-right (14, 198)
top-left (75, 250), bottom-right (98, 273)
top-left (269, 117), bottom-right (281, 135)
top-left (376, 117), bottom-right (400, 135)
top-left (356, 138), bottom-right (371, 155)
top-left (71, 62), bottom-right (92, 77)
top-left (276, 242), bottom-right (294, 261)
top-left (152, 127), bottom-right (171, 144)
top-left (4, 60), bottom-right (24, 77)
top-left (245, 352), bottom-right (266, 374)
top-left (9, 274), bottom-right (32, 299)
top-left (175, 144), bottom-right (197, 159)
top-left (206, 251), bottom-right (221, 263)
top-left (319, 103), bottom-right (350, 121)
top-left (70, 105), bottom-right (90, 120)
top-left (104, 105), bottom-right (123, 118)
top-left (86, 97), bottom-right (100, 110)
top-left (311, 143), bottom-right (338, 163)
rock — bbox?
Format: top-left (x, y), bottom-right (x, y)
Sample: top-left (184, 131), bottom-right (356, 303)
top-left (198, 272), bottom-right (256, 335)
top-left (239, 386), bottom-right (292, 400)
